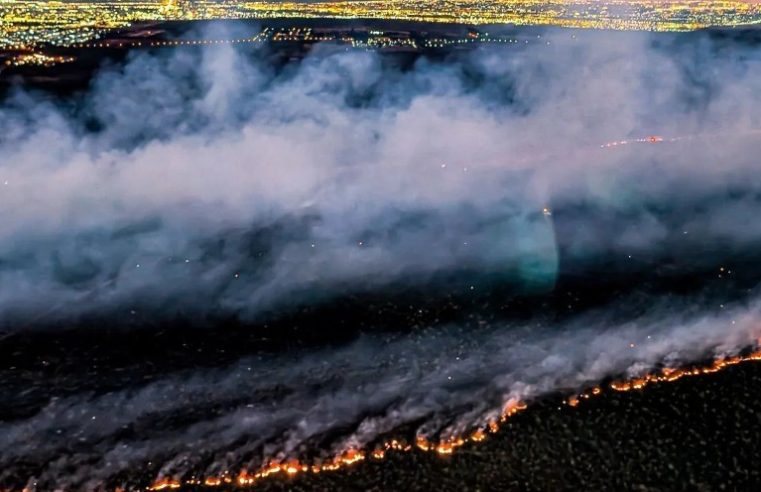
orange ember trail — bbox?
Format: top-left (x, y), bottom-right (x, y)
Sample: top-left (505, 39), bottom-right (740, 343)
top-left (149, 348), bottom-right (761, 491)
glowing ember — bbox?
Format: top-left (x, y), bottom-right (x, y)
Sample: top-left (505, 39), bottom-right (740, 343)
top-left (147, 478), bottom-right (181, 490)
top-left (339, 450), bottom-right (365, 466)
top-left (470, 429), bottom-right (486, 442)
top-left (436, 438), bottom-right (465, 455)
top-left (416, 436), bottom-right (431, 451)
top-left (237, 472), bottom-right (254, 486)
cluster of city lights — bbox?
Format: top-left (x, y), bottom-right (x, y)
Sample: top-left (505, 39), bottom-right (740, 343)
top-left (1, 26), bottom-right (569, 68)
top-left (3, 0), bottom-right (761, 52)
top-left (3, 52), bottom-right (75, 67)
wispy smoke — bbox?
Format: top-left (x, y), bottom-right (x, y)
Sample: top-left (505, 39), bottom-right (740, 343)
top-left (2, 25), bottom-right (761, 488)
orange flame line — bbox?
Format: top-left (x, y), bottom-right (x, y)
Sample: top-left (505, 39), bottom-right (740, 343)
top-left (148, 349), bottom-right (761, 491)
top-left (148, 401), bottom-right (528, 490)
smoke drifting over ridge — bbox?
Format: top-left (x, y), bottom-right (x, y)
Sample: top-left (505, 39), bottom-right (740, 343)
top-left (3, 25), bottom-right (761, 488)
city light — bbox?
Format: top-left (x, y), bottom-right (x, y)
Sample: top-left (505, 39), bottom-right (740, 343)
top-left (3, 0), bottom-right (761, 52)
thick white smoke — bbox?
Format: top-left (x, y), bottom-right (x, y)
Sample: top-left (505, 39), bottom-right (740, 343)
top-left (1, 29), bottom-right (760, 326)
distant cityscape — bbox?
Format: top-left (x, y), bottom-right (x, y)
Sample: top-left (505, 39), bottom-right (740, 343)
top-left (0, 23), bottom-right (567, 71)
top-left (3, 0), bottom-right (761, 52)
